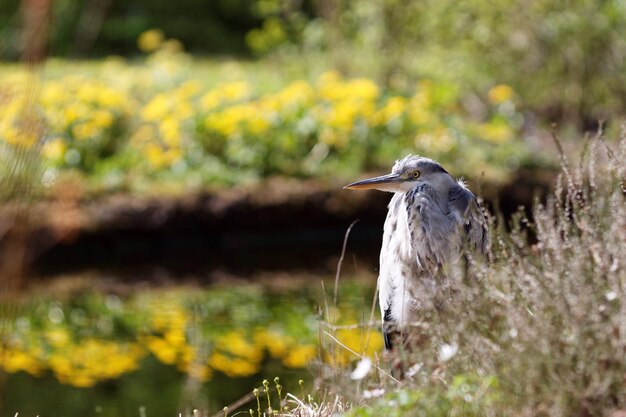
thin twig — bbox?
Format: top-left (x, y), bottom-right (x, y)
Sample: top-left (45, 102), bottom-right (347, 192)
top-left (322, 331), bottom-right (400, 383)
top-left (334, 220), bottom-right (359, 313)
top-left (362, 283), bottom-right (380, 357)
top-left (320, 321), bottom-right (380, 330)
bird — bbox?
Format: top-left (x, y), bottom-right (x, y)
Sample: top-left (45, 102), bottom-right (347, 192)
top-left (344, 155), bottom-right (488, 351)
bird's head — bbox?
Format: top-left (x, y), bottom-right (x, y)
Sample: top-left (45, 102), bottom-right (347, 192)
top-left (344, 155), bottom-right (453, 193)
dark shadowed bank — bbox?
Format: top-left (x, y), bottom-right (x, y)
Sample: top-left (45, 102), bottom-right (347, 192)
top-left (11, 168), bottom-right (554, 278)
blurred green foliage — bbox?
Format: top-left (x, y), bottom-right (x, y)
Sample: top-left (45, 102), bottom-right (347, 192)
top-left (0, 47), bottom-right (528, 193)
top-left (0, 0), bottom-right (263, 58)
top-left (344, 375), bottom-right (500, 417)
top-left (255, 0), bottom-right (626, 123)
top-left (3, 0), bottom-right (624, 122)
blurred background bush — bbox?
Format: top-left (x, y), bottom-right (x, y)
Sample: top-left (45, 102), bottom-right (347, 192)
top-left (2, 0), bottom-right (625, 124)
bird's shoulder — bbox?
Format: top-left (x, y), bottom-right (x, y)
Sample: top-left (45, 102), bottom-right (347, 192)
top-left (447, 181), bottom-right (489, 253)
top-left (447, 182), bottom-right (476, 217)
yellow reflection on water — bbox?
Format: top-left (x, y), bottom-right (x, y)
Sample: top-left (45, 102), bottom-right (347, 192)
top-left (0, 285), bottom-right (384, 387)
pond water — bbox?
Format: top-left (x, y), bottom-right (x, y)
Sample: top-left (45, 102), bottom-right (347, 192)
top-left (0, 271), bottom-right (380, 417)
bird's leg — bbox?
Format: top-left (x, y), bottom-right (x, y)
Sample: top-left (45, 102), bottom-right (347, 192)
top-left (382, 331), bottom-right (406, 379)
top-left (382, 308), bottom-right (396, 350)
top-left (383, 325), bottom-right (428, 379)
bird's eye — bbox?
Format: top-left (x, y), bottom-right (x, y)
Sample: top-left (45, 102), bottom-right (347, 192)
top-left (411, 170), bottom-right (420, 178)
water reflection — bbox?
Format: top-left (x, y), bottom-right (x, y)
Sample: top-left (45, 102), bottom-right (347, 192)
top-left (0, 275), bottom-right (381, 416)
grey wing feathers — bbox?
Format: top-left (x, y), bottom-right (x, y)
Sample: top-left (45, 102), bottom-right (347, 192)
top-left (448, 182), bottom-right (489, 254)
top-left (404, 185), bottom-right (457, 270)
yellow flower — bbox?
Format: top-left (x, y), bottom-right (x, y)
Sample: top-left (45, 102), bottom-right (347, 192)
top-left (164, 148), bottom-right (182, 164)
top-left (46, 339), bottom-right (144, 387)
top-left (324, 328), bottom-right (384, 367)
top-left (247, 115), bottom-right (271, 135)
top-left (488, 84), bottom-right (514, 104)
top-left (162, 39), bottom-right (184, 54)
top-left (282, 344), bottom-right (316, 368)
top-left (208, 352), bottom-right (230, 373)
top-left (49, 354), bottom-right (72, 376)
top-left (478, 121), bottom-right (513, 143)
top-left (347, 78), bottom-right (380, 102)
top-left (175, 80), bottom-right (201, 100)
top-left (163, 329), bottom-right (186, 347)
top-left (266, 80), bottom-right (314, 112)
top-left (145, 336), bottom-right (178, 365)
top-left (159, 118), bottom-right (181, 146)
top-left (177, 345), bottom-right (196, 368)
top-left (142, 94), bottom-right (170, 121)
top-left (200, 91), bottom-right (221, 112)
top-left (2, 127), bottom-right (39, 147)
top-left (204, 103), bottom-right (253, 136)
top-left (221, 81), bottom-right (249, 101)
top-left (92, 110), bottom-right (114, 128)
top-left (41, 82), bottom-right (66, 105)
top-left (173, 101), bottom-right (193, 120)
top-left (145, 144), bottom-right (168, 168)
top-left (149, 303), bottom-right (187, 330)
top-left (200, 81), bottom-right (250, 112)
top-left (228, 358), bottom-right (259, 376)
top-left (77, 83), bottom-right (98, 102)
top-left (208, 352), bottom-right (259, 377)
top-left (326, 101), bottom-right (357, 131)
top-left (215, 331), bottom-right (263, 363)
top-left (138, 29), bottom-right (165, 52)
top-left (142, 143), bottom-right (182, 168)
top-left (375, 96), bottom-right (407, 125)
top-left (71, 122), bottom-right (100, 141)
top-left (0, 347), bottom-right (43, 376)
top-left (96, 88), bottom-right (126, 108)
top-left (68, 374), bottom-right (97, 388)
top-left (45, 328), bottom-right (70, 347)
top-left (319, 75), bottom-right (379, 103)
top-left (253, 328), bottom-right (289, 358)
top-left (63, 103), bottom-right (88, 126)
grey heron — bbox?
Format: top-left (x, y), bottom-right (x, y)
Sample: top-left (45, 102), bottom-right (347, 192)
top-left (345, 155), bottom-right (488, 350)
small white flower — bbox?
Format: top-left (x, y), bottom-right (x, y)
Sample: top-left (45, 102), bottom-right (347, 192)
top-left (349, 358), bottom-right (372, 380)
top-left (405, 362), bottom-right (423, 379)
top-left (362, 388), bottom-right (385, 399)
top-left (438, 343), bottom-right (458, 362)
top-left (605, 291), bottom-right (617, 301)
top-left (509, 328), bottom-right (518, 338)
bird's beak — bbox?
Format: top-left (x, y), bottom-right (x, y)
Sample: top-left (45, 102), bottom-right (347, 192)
top-left (343, 173), bottom-right (402, 191)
